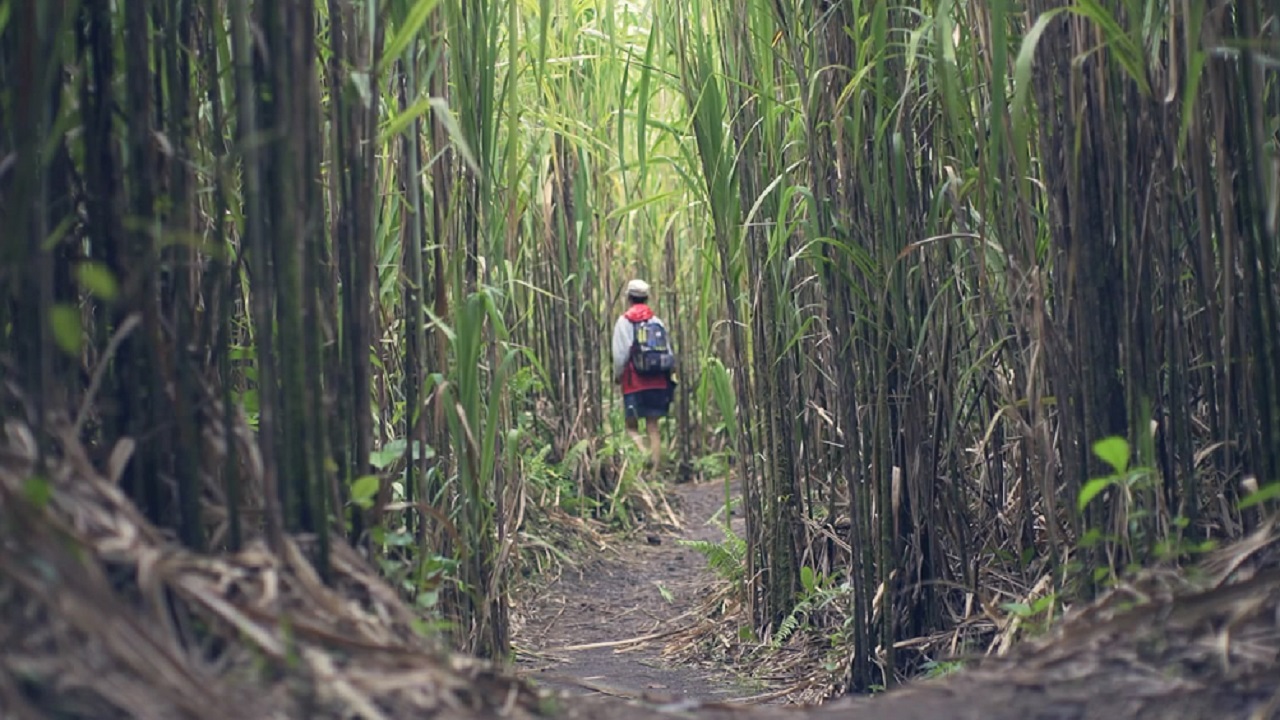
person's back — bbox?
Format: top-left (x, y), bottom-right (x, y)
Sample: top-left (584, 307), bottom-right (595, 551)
top-left (612, 279), bottom-right (674, 466)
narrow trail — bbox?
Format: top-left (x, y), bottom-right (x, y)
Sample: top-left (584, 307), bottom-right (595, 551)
top-left (513, 476), bottom-right (756, 704)
top-left (510, 477), bottom-right (1280, 720)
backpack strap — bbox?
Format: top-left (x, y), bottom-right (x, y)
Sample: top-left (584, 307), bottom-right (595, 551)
top-left (627, 318), bottom-right (643, 360)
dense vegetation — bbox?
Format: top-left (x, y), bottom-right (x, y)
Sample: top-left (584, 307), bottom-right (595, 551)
top-left (1, 0), bottom-right (1276, 698)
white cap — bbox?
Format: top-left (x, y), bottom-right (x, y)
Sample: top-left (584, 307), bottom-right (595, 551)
top-left (626, 279), bottom-right (651, 298)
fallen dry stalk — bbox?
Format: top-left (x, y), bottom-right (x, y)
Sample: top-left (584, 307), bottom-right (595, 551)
top-left (0, 416), bottom-right (546, 720)
top-left (538, 626), bottom-right (689, 653)
top-left (2, 410), bottom-right (1280, 720)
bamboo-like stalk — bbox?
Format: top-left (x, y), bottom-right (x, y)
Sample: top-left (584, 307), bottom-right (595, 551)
top-left (395, 27), bottom-right (431, 545)
top-left (2, 0), bottom-right (1277, 689)
top-left (230, 0), bottom-right (285, 551)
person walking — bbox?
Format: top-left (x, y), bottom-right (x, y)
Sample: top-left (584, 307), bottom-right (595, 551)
top-left (612, 279), bottom-right (676, 468)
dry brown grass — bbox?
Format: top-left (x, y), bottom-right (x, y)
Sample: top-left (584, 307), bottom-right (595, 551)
top-left (659, 517), bottom-right (1280, 710)
top-left (0, 416), bottom-right (546, 720)
top-left (2, 407), bottom-right (1280, 720)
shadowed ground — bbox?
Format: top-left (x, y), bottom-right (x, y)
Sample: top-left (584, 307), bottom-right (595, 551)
top-left (513, 477), bottom-right (757, 703)
top-left (1, 416), bottom-right (1277, 720)
top-left (514, 475), bottom-right (1280, 720)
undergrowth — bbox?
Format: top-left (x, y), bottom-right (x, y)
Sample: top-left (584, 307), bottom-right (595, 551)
top-left (670, 433), bottom-right (1278, 700)
top-left (679, 496), bottom-right (747, 586)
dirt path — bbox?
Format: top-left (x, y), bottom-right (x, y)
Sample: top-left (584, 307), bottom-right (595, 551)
top-left (513, 476), bottom-right (756, 704)
top-left (511, 478), bottom-right (1280, 720)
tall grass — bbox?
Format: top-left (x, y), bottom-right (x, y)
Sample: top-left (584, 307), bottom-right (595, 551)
top-left (1, 0), bottom-right (1275, 686)
top-left (664, 0), bottom-right (1279, 690)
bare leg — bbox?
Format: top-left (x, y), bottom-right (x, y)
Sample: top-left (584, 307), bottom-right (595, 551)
top-left (625, 415), bottom-right (647, 454)
top-left (646, 417), bottom-right (662, 467)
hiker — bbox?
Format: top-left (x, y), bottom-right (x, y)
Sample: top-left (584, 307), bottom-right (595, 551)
top-left (612, 279), bottom-right (676, 467)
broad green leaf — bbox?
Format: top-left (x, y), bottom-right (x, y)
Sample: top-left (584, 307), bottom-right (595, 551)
top-left (238, 388), bottom-right (259, 415)
top-left (1093, 436), bottom-right (1131, 474)
top-left (1000, 602), bottom-right (1033, 617)
top-left (1078, 527), bottom-right (1105, 547)
top-left (75, 261), bottom-right (120, 301)
top-left (49, 304), bottom-right (82, 356)
top-left (370, 438), bottom-right (435, 470)
top-left (382, 530), bottom-right (415, 547)
top-left (350, 475), bottom-right (381, 509)
top-left (1078, 476), bottom-right (1115, 512)
top-left (369, 441), bottom-right (402, 470)
top-left (1239, 481), bottom-right (1280, 510)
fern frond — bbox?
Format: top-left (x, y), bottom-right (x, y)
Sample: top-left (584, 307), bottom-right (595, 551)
top-left (771, 599), bottom-right (812, 649)
top-left (678, 536), bottom-right (745, 583)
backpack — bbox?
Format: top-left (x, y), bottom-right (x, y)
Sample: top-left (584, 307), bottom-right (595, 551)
top-left (630, 318), bottom-right (675, 376)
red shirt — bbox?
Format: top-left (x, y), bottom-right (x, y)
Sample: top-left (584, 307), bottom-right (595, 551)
top-left (620, 304), bottom-right (672, 395)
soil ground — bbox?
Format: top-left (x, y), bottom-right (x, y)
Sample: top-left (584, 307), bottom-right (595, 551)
top-left (3, 413), bottom-right (1278, 720)
top-left (509, 475), bottom-right (1280, 720)
top-left (512, 475), bottom-right (760, 704)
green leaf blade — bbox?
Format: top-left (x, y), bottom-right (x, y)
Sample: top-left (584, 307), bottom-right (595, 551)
top-left (49, 304), bottom-right (83, 356)
top-left (1093, 436), bottom-right (1131, 474)
top-left (75, 261), bottom-right (120, 301)
top-left (1078, 476), bottom-right (1115, 512)
top-left (350, 475), bottom-right (382, 509)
